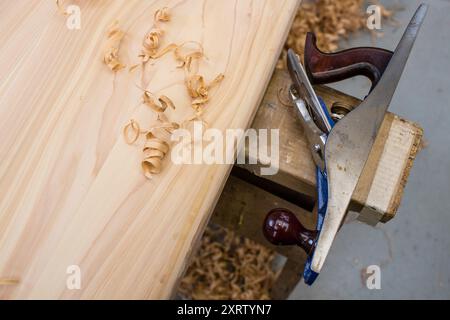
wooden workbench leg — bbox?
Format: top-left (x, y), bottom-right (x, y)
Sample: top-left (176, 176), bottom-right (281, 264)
top-left (270, 258), bottom-right (304, 300)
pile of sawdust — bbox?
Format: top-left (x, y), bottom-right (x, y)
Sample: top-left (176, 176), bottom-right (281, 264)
top-left (178, 226), bottom-right (277, 300)
top-left (178, 0), bottom-right (395, 300)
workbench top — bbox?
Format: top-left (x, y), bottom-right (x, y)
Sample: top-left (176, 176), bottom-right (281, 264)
top-left (0, 0), bottom-right (299, 299)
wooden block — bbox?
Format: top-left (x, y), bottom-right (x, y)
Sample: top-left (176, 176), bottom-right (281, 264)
top-left (0, 0), bottom-right (300, 299)
top-left (238, 69), bottom-right (423, 224)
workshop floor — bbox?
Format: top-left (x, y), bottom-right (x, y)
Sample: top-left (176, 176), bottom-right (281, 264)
top-left (290, 0), bottom-right (450, 299)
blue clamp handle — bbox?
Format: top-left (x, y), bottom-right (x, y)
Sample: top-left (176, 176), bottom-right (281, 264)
top-left (303, 97), bottom-right (335, 285)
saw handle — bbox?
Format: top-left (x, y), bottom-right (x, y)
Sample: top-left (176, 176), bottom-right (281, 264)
top-left (304, 32), bottom-right (393, 92)
top-left (263, 208), bottom-right (317, 255)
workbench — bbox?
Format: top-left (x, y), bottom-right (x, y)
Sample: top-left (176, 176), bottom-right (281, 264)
top-left (0, 0), bottom-right (300, 299)
top-left (209, 68), bottom-right (423, 299)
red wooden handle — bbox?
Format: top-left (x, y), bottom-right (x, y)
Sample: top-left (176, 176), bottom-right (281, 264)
top-left (263, 208), bottom-right (317, 255)
top-left (304, 32), bottom-right (393, 91)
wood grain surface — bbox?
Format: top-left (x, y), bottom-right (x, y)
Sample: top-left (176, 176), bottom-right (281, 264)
top-left (0, 0), bottom-right (299, 299)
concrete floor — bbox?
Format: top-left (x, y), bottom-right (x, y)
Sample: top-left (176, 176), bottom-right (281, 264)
top-left (290, 0), bottom-right (450, 299)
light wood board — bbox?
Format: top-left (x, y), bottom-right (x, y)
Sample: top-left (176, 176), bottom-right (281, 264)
top-left (0, 0), bottom-right (299, 299)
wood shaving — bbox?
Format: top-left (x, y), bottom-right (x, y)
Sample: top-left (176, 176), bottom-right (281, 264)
top-left (142, 132), bottom-right (169, 177)
top-left (143, 39), bottom-right (223, 122)
top-left (174, 41), bottom-right (205, 72)
top-left (185, 73), bottom-right (224, 119)
top-left (143, 92), bottom-right (176, 113)
top-left (178, 226), bottom-right (277, 300)
top-left (162, 41), bottom-right (225, 122)
top-left (137, 9), bottom-right (223, 124)
top-left (140, 7), bottom-right (172, 63)
top-left (141, 41), bottom-right (204, 69)
top-left (123, 7), bottom-right (183, 179)
top-left (55, 0), bottom-right (68, 16)
top-left (122, 6), bottom-right (223, 177)
top-left (129, 64), bottom-right (140, 73)
top-left (153, 113), bottom-right (180, 135)
top-left (141, 114), bottom-right (179, 178)
top-left (154, 7), bottom-right (171, 23)
top-left (123, 94), bottom-right (179, 179)
top-left (147, 43), bottom-right (179, 60)
top-left (0, 278), bottom-right (19, 286)
top-left (123, 119), bottom-right (143, 145)
top-left (103, 21), bottom-right (125, 72)
top-left (123, 116), bottom-right (179, 179)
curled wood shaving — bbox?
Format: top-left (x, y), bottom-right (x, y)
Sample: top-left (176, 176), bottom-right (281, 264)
top-left (154, 7), bottom-right (171, 23)
top-left (103, 21), bottom-right (126, 72)
top-left (178, 226), bottom-right (277, 300)
top-left (136, 9), bottom-right (223, 124)
top-left (140, 30), bottom-right (165, 62)
top-left (129, 64), bottom-right (140, 73)
top-left (141, 114), bottom-right (179, 179)
top-left (55, 0), bottom-right (68, 16)
top-left (142, 132), bottom-right (169, 177)
top-left (141, 40), bottom-right (204, 68)
top-left (140, 7), bottom-right (172, 63)
top-left (143, 113), bottom-right (181, 137)
top-left (143, 92), bottom-right (176, 113)
top-left (124, 115), bottom-right (179, 179)
top-left (186, 74), bottom-right (225, 99)
top-left (153, 112), bottom-right (180, 134)
top-left (166, 41), bottom-right (224, 122)
top-left (174, 41), bottom-right (205, 72)
top-left (0, 278), bottom-right (19, 286)
top-left (185, 73), bottom-right (224, 120)
top-left (126, 6), bottom-right (224, 177)
top-left (123, 119), bottom-right (143, 145)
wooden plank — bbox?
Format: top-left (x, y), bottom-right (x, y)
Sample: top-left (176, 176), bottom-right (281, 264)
top-left (0, 0), bottom-right (299, 299)
top-left (238, 69), bottom-right (423, 224)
